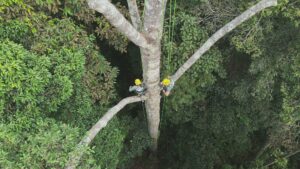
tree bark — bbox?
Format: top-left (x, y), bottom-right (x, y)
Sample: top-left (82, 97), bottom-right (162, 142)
top-left (172, 0), bottom-right (278, 82)
top-left (66, 96), bottom-right (147, 169)
top-left (88, 0), bottom-right (148, 48)
top-left (127, 0), bottom-right (142, 30)
top-left (142, 0), bottom-right (168, 151)
top-left (67, 0), bottom-right (279, 168)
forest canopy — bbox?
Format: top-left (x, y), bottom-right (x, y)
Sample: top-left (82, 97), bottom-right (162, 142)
top-left (0, 0), bottom-right (299, 169)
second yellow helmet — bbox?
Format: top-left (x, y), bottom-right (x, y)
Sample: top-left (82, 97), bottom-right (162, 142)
top-left (162, 78), bottom-right (171, 86)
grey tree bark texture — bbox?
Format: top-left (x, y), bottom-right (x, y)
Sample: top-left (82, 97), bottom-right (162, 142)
top-left (141, 0), bottom-right (168, 151)
top-left (66, 0), bottom-right (277, 168)
top-left (127, 0), bottom-right (142, 30)
top-left (87, 0), bottom-right (148, 48)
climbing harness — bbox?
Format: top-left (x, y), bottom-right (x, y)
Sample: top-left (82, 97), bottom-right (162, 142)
top-left (141, 100), bottom-right (147, 125)
top-left (160, 77), bottom-right (175, 96)
top-left (128, 78), bottom-right (148, 125)
top-left (129, 79), bottom-right (146, 96)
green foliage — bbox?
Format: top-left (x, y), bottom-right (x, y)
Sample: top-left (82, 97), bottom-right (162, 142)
top-left (26, 0), bottom-right (130, 53)
top-left (162, 11), bottom-right (226, 124)
top-left (95, 3), bottom-right (130, 53)
top-left (160, 1), bottom-right (300, 169)
top-left (28, 18), bottom-right (118, 106)
top-left (0, 0), bottom-right (32, 20)
top-left (1, 0), bottom-right (130, 52)
top-left (280, 38), bottom-right (300, 124)
top-left (0, 3), bottom-right (123, 167)
top-left (1, 1), bottom-right (300, 169)
top-left (0, 40), bottom-right (51, 116)
top-left (91, 118), bottom-right (125, 169)
top-left (0, 19), bottom-right (32, 45)
top-left (117, 117), bottom-right (152, 168)
top-left (0, 117), bottom-right (96, 169)
top-left (277, 0), bottom-right (300, 27)
top-left (1, 31), bottom-right (84, 115)
top-left (0, 40), bottom-right (95, 168)
top-left (230, 1), bottom-right (300, 125)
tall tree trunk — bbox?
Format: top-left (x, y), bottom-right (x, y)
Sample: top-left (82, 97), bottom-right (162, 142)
top-left (142, 0), bottom-right (167, 151)
top-left (66, 1), bottom-right (278, 168)
top-left (141, 47), bottom-right (162, 151)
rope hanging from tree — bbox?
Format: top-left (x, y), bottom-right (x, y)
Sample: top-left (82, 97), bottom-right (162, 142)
top-left (161, 0), bottom-right (177, 128)
top-left (166, 0), bottom-right (177, 73)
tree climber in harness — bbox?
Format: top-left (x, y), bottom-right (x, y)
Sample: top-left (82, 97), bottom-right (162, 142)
top-left (160, 77), bottom-right (174, 96)
top-left (129, 79), bottom-right (146, 96)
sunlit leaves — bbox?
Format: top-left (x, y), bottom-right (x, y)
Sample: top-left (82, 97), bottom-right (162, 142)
top-left (0, 40), bottom-right (51, 115)
top-left (0, 118), bottom-right (96, 169)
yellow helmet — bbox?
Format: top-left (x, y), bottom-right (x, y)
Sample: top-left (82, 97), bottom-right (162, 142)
top-left (162, 78), bottom-right (171, 86)
top-left (135, 79), bottom-right (142, 85)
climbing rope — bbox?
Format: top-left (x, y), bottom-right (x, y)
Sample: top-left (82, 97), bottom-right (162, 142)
top-left (141, 100), bottom-right (148, 127)
top-left (166, 0), bottom-right (177, 73)
top-left (160, 97), bottom-right (167, 128)
top-left (160, 0), bottom-right (177, 128)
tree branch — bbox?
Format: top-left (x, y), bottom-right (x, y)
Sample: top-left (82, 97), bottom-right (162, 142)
top-left (65, 96), bottom-right (147, 169)
top-left (143, 0), bottom-right (168, 40)
top-left (127, 0), bottom-right (142, 30)
top-left (262, 149), bottom-right (300, 168)
top-left (171, 0), bottom-right (278, 82)
top-left (88, 0), bottom-right (148, 48)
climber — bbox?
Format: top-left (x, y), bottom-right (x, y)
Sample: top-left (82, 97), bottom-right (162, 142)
top-left (129, 79), bottom-right (146, 96)
top-left (160, 77), bottom-right (174, 96)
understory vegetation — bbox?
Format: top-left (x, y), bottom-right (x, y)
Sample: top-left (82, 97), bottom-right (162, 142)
top-left (0, 0), bottom-right (299, 168)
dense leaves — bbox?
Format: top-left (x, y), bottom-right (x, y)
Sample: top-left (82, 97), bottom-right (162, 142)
top-left (0, 0), bottom-right (299, 169)
top-left (159, 1), bottom-right (299, 169)
top-left (0, 1), bottom-right (127, 168)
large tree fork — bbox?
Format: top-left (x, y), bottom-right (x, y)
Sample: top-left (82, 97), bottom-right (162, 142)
top-left (88, 0), bottom-right (148, 48)
top-left (66, 0), bottom-right (277, 168)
